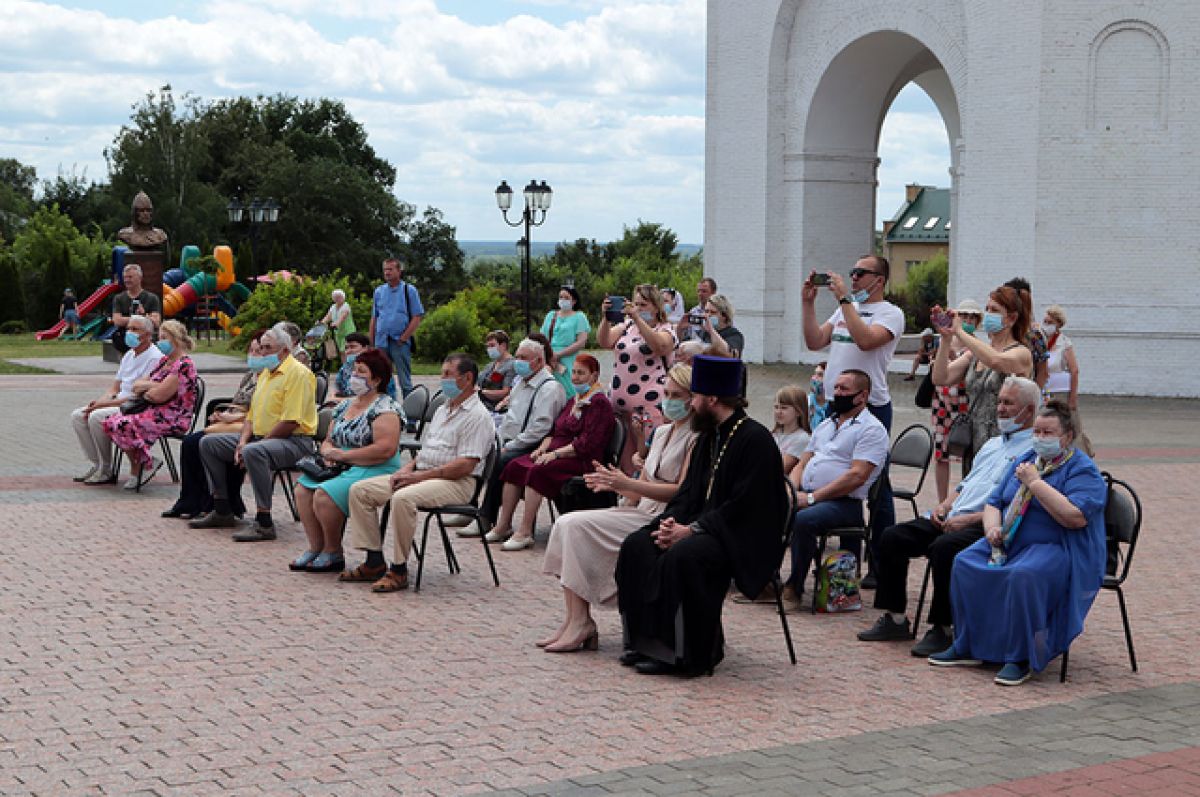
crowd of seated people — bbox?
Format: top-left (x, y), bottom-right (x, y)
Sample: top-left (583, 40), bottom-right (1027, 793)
top-left (67, 270), bottom-right (1112, 685)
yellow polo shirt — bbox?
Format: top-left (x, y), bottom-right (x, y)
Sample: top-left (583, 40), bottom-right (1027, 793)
top-left (247, 354), bottom-right (318, 436)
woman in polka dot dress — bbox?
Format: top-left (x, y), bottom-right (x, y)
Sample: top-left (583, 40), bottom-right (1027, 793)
top-left (598, 284), bottom-right (678, 471)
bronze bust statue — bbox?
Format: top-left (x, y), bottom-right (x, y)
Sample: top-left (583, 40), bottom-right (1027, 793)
top-left (117, 191), bottom-right (169, 250)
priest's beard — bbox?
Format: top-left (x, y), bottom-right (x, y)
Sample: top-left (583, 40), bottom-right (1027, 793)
top-left (692, 402), bottom-right (718, 435)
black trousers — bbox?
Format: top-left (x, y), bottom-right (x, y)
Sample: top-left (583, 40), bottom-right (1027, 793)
top-left (872, 518), bottom-right (983, 627)
top-left (171, 431), bottom-right (246, 516)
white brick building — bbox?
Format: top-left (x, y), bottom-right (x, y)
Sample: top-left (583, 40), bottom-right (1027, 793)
top-left (706, 1), bottom-right (1199, 397)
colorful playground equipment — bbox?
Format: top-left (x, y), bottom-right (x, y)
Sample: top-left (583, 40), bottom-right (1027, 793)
top-left (34, 282), bottom-right (122, 341)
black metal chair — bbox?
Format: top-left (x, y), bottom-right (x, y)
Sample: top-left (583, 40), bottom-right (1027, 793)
top-left (399, 390), bottom-right (444, 461)
top-left (377, 435), bottom-right (503, 591)
top-left (271, 408), bottom-right (334, 522)
top-left (1060, 472), bottom-right (1142, 681)
top-left (888, 424), bottom-right (934, 520)
top-left (314, 372), bottom-right (329, 406)
top-left (547, 415), bottom-right (629, 522)
top-left (767, 475), bottom-right (801, 664)
top-left (114, 376), bottom-right (206, 492)
top-left (397, 384), bottom-right (430, 440)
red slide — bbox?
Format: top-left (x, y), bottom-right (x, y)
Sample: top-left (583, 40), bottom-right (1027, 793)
top-left (35, 282), bottom-right (123, 341)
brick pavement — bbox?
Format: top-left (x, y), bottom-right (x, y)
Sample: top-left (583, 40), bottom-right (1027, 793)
top-left (0, 368), bottom-right (1197, 796)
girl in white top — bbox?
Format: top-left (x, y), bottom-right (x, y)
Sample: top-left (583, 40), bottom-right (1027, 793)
top-left (772, 385), bottom-right (811, 473)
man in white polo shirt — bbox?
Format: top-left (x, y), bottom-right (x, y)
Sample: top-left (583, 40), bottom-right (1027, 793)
top-left (802, 255), bottom-right (905, 569)
top-left (784, 369), bottom-right (890, 599)
top-left (70, 314), bottom-right (164, 485)
top-left (341, 353), bottom-right (496, 593)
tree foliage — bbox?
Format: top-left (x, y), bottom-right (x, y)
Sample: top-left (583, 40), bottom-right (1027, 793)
top-left (11, 205), bottom-right (111, 327)
top-left (0, 157), bottom-right (37, 242)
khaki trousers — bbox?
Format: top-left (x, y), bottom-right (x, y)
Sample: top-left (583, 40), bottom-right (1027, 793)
top-left (346, 474), bottom-right (475, 564)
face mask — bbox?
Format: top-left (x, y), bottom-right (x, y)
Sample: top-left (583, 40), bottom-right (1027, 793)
top-left (249, 353), bottom-right (281, 371)
top-left (810, 378), bottom-right (823, 396)
top-left (486, 346), bottom-right (500, 361)
top-left (344, 352), bottom-right (359, 364)
top-left (572, 381), bottom-right (591, 396)
top-left (830, 392), bottom-right (860, 416)
top-left (982, 312), bottom-right (1005, 334)
top-left (512, 359), bottom-right (532, 377)
top-left (156, 340), bottom-right (173, 355)
top-left (997, 416), bottom-right (1021, 435)
top-left (661, 397), bottom-right (689, 421)
top-left (639, 311), bottom-right (655, 323)
top-left (1043, 323), bottom-right (1058, 337)
top-left (440, 377), bottom-right (463, 401)
top-left (348, 375), bottom-right (371, 396)
top-left (849, 289), bottom-right (870, 304)
top-left (125, 330), bottom-right (141, 348)
top-left (1032, 436), bottom-right (1063, 460)
top-left (961, 323), bottom-right (977, 335)
top-left (558, 298), bottom-right (573, 311)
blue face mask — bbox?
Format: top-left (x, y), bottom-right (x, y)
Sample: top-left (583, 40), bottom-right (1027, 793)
top-left (440, 377), bottom-right (463, 400)
top-left (982, 312), bottom-right (1005, 334)
top-left (572, 381), bottom-right (592, 396)
top-left (513, 359), bottom-right (532, 378)
top-left (125, 330), bottom-right (141, 348)
top-left (344, 352), bottom-right (359, 365)
top-left (997, 416), bottom-right (1020, 435)
top-left (849, 289), bottom-right (870, 304)
top-left (248, 353), bottom-right (281, 371)
top-left (1032, 436), bottom-right (1064, 460)
top-left (156, 340), bottom-right (173, 355)
top-left (639, 311), bottom-right (655, 323)
top-left (486, 346), bottom-right (500, 361)
top-left (661, 397), bottom-right (689, 421)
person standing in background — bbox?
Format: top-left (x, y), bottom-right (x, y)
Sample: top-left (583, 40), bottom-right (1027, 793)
top-left (369, 257), bottom-right (423, 397)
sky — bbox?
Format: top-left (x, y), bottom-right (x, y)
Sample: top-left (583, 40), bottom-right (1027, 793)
top-left (0, 0), bottom-right (950, 244)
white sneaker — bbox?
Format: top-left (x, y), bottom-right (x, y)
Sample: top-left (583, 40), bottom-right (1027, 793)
top-left (74, 465), bottom-right (98, 482)
top-left (123, 474), bottom-right (141, 490)
top-left (83, 470), bottom-right (115, 485)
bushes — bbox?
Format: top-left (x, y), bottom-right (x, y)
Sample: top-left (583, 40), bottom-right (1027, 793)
top-left (415, 285), bottom-right (519, 363)
top-left (230, 272), bottom-right (371, 351)
top-left (0, 320), bottom-right (28, 334)
top-left (891, 252), bottom-right (948, 332)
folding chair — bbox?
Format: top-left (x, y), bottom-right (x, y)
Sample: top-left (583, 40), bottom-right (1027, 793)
top-left (548, 416), bottom-right (628, 522)
top-left (156, 376), bottom-right (206, 484)
top-left (271, 408), bottom-right (334, 522)
top-left (1060, 472), bottom-right (1142, 681)
top-left (768, 475), bottom-right (801, 664)
top-left (888, 424), bottom-right (934, 519)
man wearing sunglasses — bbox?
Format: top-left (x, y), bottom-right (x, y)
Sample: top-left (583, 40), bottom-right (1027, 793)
top-left (801, 255), bottom-right (905, 581)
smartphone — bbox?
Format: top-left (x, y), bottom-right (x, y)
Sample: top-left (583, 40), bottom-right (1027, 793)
top-left (688, 312), bottom-right (704, 325)
top-left (605, 296), bottom-right (626, 324)
top-left (811, 272), bottom-right (831, 286)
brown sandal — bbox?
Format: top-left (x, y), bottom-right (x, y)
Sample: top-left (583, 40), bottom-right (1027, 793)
top-left (339, 563), bottom-right (387, 583)
top-left (371, 570), bottom-right (409, 593)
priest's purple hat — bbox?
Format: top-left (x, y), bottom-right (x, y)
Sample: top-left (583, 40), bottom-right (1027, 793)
top-left (690, 354), bottom-right (744, 397)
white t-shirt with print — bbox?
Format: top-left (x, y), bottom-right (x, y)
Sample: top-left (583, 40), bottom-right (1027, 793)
top-left (824, 299), bottom-right (905, 407)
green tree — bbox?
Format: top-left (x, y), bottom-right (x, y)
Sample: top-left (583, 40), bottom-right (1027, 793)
top-left (0, 157), bottom-right (37, 241)
top-left (34, 243), bottom-right (75, 328)
top-left (39, 168), bottom-right (125, 235)
top-left (0, 249), bottom-right (26, 324)
top-left (607, 221), bottom-right (679, 265)
top-left (402, 206), bottom-right (466, 305)
top-left (12, 205), bottom-right (112, 326)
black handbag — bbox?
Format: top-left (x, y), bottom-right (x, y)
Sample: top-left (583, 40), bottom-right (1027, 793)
top-left (296, 454), bottom-right (348, 482)
top-left (119, 397), bottom-right (152, 415)
top-left (945, 415), bottom-right (972, 458)
top-left (914, 370), bottom-right (935, 409)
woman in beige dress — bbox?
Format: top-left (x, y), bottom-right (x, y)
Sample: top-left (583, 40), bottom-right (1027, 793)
top-left (538, 364), bottom-right (699, 653)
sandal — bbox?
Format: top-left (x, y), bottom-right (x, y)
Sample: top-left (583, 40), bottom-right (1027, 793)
top-left (371, 570), bottom-right (409, 593)
top-left (289, 551), bottom-right (320, 571)
top-left (306, 552), bottom-right (345, 573)
top-left (338, 562), bottom-right (387, 583)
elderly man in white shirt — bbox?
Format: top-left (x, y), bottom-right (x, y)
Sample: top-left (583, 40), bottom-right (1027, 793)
top-left (474, 337), bottom-right (566, 531)
top-left (71, 314), bottom-right (164, 485)
top-left (783, 368), bottom-right (890, 601)
top-left (342, 353), bottom-right (496, 593)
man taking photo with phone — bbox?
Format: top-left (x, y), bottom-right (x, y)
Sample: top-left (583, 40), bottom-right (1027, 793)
top-left (801, 255), bottom-right (905, 583)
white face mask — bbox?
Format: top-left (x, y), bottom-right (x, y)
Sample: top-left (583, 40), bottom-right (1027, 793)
top-left (558, 298), bottom-right (573, 311)
top-left (348, 375), bottom-right (372, 396)
top-left (1043, 323), bottom-right (1058, 337)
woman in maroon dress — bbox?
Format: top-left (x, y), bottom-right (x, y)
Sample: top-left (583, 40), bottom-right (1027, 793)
top-left (489, 354), bottom-right (616, 551)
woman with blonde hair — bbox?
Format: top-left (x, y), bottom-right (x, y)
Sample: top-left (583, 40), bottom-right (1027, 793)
top-left (771, 385), bottom-right (811, 472)
top-left (103, 319), bottom-right (200, 489)
top-left (701, 293), bottom-right (744, 359)
top-left (539, 363), bottom-right (699, 652)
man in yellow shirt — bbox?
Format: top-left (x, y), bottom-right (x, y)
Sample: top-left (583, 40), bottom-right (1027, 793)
top-left (193, 322), bottom-right (317, 540)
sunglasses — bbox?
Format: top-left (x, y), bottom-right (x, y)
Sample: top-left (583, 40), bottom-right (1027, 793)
top-left (849, 268), bottom-right (882, 279)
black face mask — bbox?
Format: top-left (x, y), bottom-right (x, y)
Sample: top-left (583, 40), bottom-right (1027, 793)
top-left (830, 392), bottom-right (861, 416)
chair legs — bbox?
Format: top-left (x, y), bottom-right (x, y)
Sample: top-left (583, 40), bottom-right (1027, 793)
top-left (1116, 586), bottom-right (1138, 672)
top-left (772, 574), bottom-right (797, 665)
top-left (413, 511), bottom-right (501, 592)
top-left (273, 470), bottom-right (300, 521)
top-left (158, 437), bottom-right (180, 483)
top-left (912, 560), bottom-right (932, 639)
top-left (1060, 648), bottom-right (1070, 683)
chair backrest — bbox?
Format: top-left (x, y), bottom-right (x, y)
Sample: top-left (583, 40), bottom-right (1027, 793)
top-left (1102, 471), bottom-right (1142, 584)
top-left (401, 384), bottom-right (430, 430)
top-left (314, 373), bottom-right (329, 406)
top-left (604, 415), bottom-right (628, 466)
top-left (186, 376), bottom-right (207, 434)
top-left (425, 390), bottom-right (446, 422)
top-left (780, 474), bottom-right (801, 548)
top-left (469, 434), bottom-right (503, 505)
top-left (888, 423), bottom-right (934, 493)
top-left (315, 407), bottom-right (335, 444)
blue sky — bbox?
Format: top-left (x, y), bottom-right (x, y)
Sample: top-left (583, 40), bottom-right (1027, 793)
top-left (0, 0), bottom-right (949, 243)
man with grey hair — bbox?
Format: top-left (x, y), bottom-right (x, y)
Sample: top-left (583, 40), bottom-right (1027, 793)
top-left (859, 375), bottom-right (1040, 656)
top-left (473, 337), bottom-right (566, 534)
top-left (192, 322), bottom-right (317, 540)
top-left (110, 263), bottom-right (162, 354)
top-left (71, 314), bottom-right (164, 484)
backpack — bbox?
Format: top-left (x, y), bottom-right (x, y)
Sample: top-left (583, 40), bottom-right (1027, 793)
top-left (815, 551), bottom-right (863, 613)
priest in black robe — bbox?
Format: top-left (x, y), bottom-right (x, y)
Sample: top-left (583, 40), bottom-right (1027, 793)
top-left (615, 355), bottom-right (788, 676)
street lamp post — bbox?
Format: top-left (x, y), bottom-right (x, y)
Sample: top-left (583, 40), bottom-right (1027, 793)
top-left (494, 180), bottom-right (552, 333)
top-left (226, 196), bottom-right (281, 274)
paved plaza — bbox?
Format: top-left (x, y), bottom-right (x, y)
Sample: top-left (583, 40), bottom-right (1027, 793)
top-left (1, 362), bottom-right (1198, 796)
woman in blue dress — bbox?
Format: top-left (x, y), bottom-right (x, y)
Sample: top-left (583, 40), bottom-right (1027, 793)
top-left (290, 348), bottom-right (404, 573)
top-left (930, 400), bottom-right (1106, 685)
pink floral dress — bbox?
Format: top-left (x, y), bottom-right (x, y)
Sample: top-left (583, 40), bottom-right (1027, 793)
top-left (104, 356), bottom-right (199, 467)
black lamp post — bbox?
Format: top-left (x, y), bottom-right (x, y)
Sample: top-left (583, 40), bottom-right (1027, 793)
top-left (495, 179), bottom-right (552, 333)
top-left (226, 196), bottom-right (281, 273)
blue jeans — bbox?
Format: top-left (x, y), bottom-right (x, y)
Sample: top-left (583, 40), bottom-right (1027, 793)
top-left (385, 338), bottom-right (414, 397)
top-left (787, 497), bottom-right (864, 591)
top-left (866, 401), bottom-right (895, 570)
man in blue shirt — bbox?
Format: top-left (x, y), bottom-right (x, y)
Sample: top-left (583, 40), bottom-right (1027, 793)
top-left (369, 257), bottom-right (424, 396)
top-left (858, 376), bottom-right (1041, 656)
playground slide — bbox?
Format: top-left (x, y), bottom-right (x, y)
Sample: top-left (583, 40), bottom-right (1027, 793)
top-left (162, 245), bottom-right (246, 336)
top-left (35, 282), bottom-right (122, 340)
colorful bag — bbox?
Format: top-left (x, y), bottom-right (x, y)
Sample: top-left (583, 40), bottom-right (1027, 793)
top-left (815, 551), bottom-right (862, 613)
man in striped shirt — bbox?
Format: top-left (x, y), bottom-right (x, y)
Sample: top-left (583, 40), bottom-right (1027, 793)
top-left (342, 353), bottom-right (496, 592)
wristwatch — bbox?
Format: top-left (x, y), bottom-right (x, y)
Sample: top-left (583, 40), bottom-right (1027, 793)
top-left (837, 296), bottom-right (852, 305)
top-left (806, 492), bottom-right (816, 506)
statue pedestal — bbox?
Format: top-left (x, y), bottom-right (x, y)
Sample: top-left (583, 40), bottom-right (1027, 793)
top-left (124, 249), bottom-right (165, 304)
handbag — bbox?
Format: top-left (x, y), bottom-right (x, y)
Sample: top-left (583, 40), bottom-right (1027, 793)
top-left (296, 454), bottom-right (348, 482)
top-left (119, 397), bottom-right (151, 415)
top-left (946, 414), bottom-right (972, 458)
top-left (914, 370), bottom-right (934, 409)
